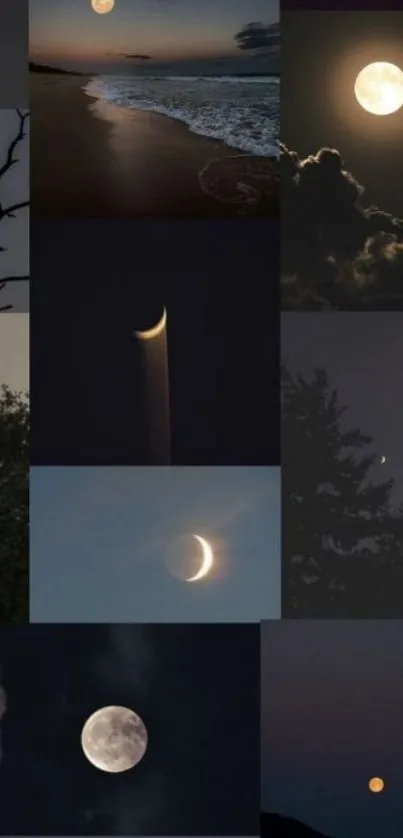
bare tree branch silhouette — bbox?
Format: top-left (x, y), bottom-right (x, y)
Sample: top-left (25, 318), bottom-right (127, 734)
top-left (0, 110), bottom-right (30, 312)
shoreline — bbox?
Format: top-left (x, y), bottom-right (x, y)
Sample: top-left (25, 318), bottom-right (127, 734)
top-left (30, 72), bottom-right (278, 219)
top-left (83, 81), bottom-right (278, 160)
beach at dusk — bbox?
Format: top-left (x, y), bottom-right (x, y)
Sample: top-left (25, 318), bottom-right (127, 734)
top-left (31, 71), bottom-right (277, 218)
top-left (29, 0), bottom-right (279, 218)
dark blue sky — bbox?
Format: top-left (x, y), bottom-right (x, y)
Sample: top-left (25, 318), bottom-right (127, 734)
top-left (0, 623), bottom-right (259, 835)
top-left (261, 620), bottom-right (403, 838)
top-left (30, 466), bottom-right (280, 622)
top-left (30, 0), bottom-right (278, 75)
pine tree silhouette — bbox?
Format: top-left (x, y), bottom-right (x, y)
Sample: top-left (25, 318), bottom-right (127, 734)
top-left (282, 365), bottom-right (403, 617)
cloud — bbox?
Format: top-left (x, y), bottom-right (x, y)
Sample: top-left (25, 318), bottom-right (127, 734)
top-left (234, 22), bottom-right (279, 52)
top-left (105, 52), bottom-right (152, 60)
top-left (281, 143), bottom-right (403, 307)
top-left (105, 52), bottom-right (152, 61)
top-left (118, 54), bottom-right (152, 61)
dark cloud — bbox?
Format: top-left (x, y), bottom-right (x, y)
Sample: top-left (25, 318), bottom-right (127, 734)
top-left (234, 22), bottom-right (279, 52)
top-left (116, 53), bottom-right (152, 61)
top-left (281, 143), bottom-right (403, 310)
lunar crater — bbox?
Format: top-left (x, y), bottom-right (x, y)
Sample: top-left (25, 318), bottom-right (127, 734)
top-left (81, 705), bottom-right (148, 773)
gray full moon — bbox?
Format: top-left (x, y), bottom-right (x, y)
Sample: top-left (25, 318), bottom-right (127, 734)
top-left (81, 705), bottom-right (148, 773)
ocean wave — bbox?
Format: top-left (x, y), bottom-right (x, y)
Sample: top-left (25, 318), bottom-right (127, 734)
top-left (84, 74), bottom-right (278, 157)
top-left (160, 75), bottom-right (279, 84)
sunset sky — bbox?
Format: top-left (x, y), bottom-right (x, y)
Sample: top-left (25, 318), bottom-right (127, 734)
top-left (30, 0), bottom-right (279, 75)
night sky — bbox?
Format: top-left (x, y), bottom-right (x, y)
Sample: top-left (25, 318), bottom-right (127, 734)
top-left (30, 0), bottom-right (278, 76)
top-left (30, 466), bottom-right (280, 623)
top-left (0, 110), bottom-right (30, 312)
top-left (282, 312), bottom-right (403, 505)
top-left (30, 220), bottom-right (279, 467)
top-left (261, 620), bottom-right (403, 838)
top-left (0, 0), bottom-right (28, 107)
top-left (282, 0), bottom-right (402, 8)
top-left (0, 623), bottom-right (260, 835)
top-left (281, 11), bottom-right (403, 306)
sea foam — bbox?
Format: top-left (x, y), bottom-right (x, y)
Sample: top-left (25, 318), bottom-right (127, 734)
top-left (84, 74), bottom-right (279, 157)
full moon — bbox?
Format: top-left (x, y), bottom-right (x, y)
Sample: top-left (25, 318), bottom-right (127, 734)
top-left (354, 62), bottom-right (403, 115)
top-left (81, 705), bottom-right (147, 772)
top-left (368, 776), bottom-right (384, 793)
top-left (91, 0), bottom-right (115, 13)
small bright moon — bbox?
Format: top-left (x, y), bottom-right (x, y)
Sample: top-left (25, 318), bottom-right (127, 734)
top-left (354, 62), bottom-right (403, 115)
top-left (165, 534), bottom-right (215, 582)
top-left (368, 776), bottom-right (385, 793)
top-left (381, 455), bottom-right (387, 464)
top-left (91, 0), bottom-right (115, 14)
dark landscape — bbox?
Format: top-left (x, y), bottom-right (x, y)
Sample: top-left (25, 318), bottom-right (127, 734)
top-left (262, 813), bottom-right (332, 837)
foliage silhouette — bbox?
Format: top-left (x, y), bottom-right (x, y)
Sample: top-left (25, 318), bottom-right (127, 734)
top-left (282, 365), bottom-right (403, 617)
top-left (0, 385), bottom-right (29, 621)
top-left (0, 109), bottom-right (30, 311)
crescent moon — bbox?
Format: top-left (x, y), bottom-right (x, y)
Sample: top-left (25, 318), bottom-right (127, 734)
top-left (133, 307), bottom-right (167, 341)
top-left (186, 534), bottom-right (214, 582)
top-left (381, 456), bottom-right (386, 464)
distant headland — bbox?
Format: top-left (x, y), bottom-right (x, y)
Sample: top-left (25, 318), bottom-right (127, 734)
top-left (29, 62), bottom-right (85, 76)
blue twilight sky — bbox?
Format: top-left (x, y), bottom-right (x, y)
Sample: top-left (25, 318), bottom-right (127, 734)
top-left (30, 466), bottom-right (280, 622)
top-left (29, 0), bottom-right (279, 75)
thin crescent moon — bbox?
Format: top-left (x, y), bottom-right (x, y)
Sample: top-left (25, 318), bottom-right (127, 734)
top-left (186, 534), bottom-right (214, 582)
top-left (133, 308), bottom-right (167, 341)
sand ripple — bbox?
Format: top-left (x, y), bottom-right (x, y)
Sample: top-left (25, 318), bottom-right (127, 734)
top-left (198, 154), bottom-right (278, 216)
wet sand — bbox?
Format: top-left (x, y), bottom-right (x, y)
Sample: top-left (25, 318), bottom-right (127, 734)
top-left (30, 73), bottom-right (278, 219)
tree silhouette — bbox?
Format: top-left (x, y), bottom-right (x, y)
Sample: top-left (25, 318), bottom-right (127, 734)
top-left (0, 109), bottom-right (30, 312)
top-left (261, 812), bottom-right (332, 838)
top-left (282, 365), bottom-right (403, 617)
top-left (0, 385), bottom-right (29, 621)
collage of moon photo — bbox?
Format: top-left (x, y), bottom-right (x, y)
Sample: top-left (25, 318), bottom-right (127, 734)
top-left (2, 2), bottom-right (403, 838)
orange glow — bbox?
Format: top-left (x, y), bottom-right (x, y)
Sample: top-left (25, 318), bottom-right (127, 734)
top-left (368, 776), bottom-right (384, 793)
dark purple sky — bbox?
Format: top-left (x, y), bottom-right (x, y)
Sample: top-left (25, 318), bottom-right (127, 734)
top-left (261, 619), bottom-right (403, 838)
top-left (282, 1), bottom-right (402, 8)
top-left (282, 312), bottom-right (403, 505)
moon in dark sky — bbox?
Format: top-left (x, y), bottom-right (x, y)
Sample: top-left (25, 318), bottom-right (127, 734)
top-left (368, 776), bottom-right (384, 793)
top-left (354, 62), bottom-right (403, 115)
top-left (381, 455), bottom-right (386, 464)
top-left (81, 705), bottom-right (148, 772)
